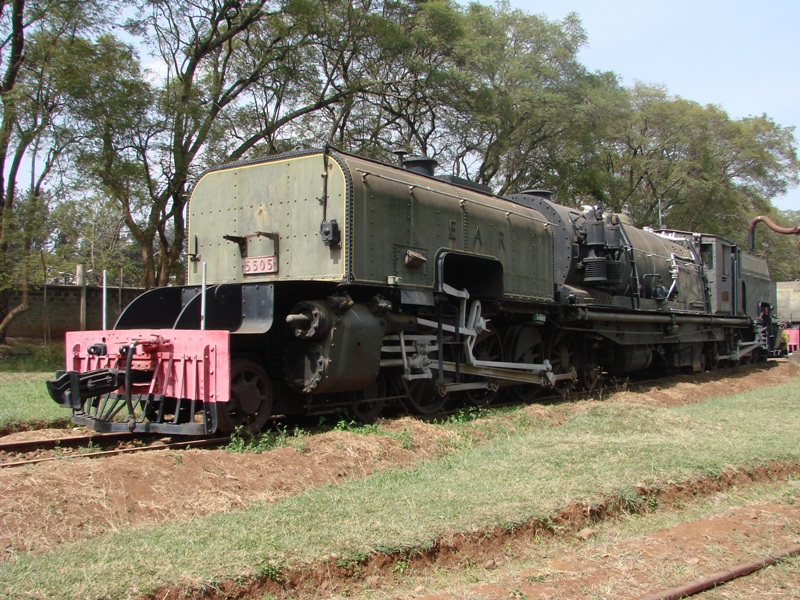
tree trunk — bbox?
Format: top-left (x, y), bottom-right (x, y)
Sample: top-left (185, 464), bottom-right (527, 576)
top-left (0, 287), bottom-right (29, 343)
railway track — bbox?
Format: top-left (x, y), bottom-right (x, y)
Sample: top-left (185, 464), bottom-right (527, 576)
top-left (0, 432), bottom-right (230, 468)
top-left (0, 363), bottom-right (774, 470)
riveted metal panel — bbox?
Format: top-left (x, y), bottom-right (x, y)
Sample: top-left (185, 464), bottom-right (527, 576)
top-left (187, 152), bottom-right (348, 286)
top-left (339, 154), bottom-right (554, 301)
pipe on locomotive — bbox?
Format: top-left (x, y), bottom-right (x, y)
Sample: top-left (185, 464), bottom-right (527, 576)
top-left (748, 215), bottom-right (800, 251)
top-left (577, 309), bottom-right (746, 327)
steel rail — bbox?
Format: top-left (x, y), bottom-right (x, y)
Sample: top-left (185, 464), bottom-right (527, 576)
top-left (0, 432), bottom-right (136, 454)
top-left (0, 437), bottom-right (230, 469)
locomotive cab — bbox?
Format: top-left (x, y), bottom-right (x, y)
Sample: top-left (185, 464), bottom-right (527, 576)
top-left (699, 237), bottom-right (739, 316)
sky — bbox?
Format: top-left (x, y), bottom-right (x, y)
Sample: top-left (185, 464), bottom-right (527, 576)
top-left (502, 0), bottom-right (800, 212)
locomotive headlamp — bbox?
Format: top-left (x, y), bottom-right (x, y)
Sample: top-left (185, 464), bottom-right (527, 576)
top-left (87, 343), bottom-right (107, 356)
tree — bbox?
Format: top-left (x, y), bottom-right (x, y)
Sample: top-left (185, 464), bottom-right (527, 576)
top-left (63, 0), bottom-right (404, 288)
top-left (437, 2), bottom-right (595, 193)
top-left (0, 0), bottom-right (30, 340)
top-left (305, 0), bottom-right (604, 192)
top-left (0, 0), bottom-right (112, 341)
top-left (746, 209), bottom-right (800, 282)
top-left (46, 193), bottom-right (143, 286)
top-left (4, 0), bottom-right (793, 310)
top-left (56, 31), bottom-right (162, 285)
top-left (588, 84), bottom-right (799, 243)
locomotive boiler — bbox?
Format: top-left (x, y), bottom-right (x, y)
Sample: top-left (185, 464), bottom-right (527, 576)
top-left (47, 147), bottom-right (780, 435)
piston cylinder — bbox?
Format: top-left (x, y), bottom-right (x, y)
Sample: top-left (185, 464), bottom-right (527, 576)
top-left (284, 303), bottom-right (384, 394)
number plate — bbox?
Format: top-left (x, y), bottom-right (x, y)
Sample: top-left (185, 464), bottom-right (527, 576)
top-left (242, 255), bottom-right (277, 274)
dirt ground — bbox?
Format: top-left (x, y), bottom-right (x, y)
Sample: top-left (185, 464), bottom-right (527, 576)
top-left (411, 495), bottom-right (800, 600)
top-left (1, 361), bottom-right (799, 598)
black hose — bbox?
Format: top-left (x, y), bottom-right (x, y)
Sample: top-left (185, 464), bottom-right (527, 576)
top-left (123, 342), bottom-right (137, 429)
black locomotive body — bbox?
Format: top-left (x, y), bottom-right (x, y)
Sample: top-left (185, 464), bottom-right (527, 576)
top-left (47, 148), bottom-right (780, 435)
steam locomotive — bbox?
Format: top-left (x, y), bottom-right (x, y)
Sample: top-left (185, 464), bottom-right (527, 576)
top-left (47, 147), bottom-right (780, 435)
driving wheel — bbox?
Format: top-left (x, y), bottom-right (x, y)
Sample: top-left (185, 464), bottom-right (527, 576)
top-left (461, 328), bottom-right (503, 408)
top-left (504, 324), bottom-right (545, 403)
top-left (348, 373), bottom-right (387, 424)
top-left (405, 378), bottom-right (447, 415)
top-left (217, 357), bottom-right (273, 434)
top-left (547, 330), bottom-right (576, 395)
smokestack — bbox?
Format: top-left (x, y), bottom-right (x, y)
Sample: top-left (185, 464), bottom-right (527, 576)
top-left (402, 156), bottom-right (438, 177)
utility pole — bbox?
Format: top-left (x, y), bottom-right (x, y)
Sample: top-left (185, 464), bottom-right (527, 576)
top-left (77, 264), bottom-right (86, 331)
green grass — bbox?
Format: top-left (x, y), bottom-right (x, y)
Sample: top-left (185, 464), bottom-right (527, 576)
top-left (226, 423), bottom-right (311, 453)
top-left (0, 342), bottom-right (69, 430)
top-left (0, 371), bottom-right (69, 430)
top-left (2, 378), bottom-right (800, 599)
top-left (0, 343), bottom-right (64, 372)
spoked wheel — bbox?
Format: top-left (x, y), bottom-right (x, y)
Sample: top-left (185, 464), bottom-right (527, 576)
top-left (547, 330), bottom-right (577, 395)
top-left (405, 378), bottom-right (447, 416)
top-left (504, 324), bottom-right (545, 403)
top-left (217, 357), bottom-right (273, 434)
top-left (460, 327), bottom-right (503, 408)
top-left (348, 373), bottom-right (387, 424)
